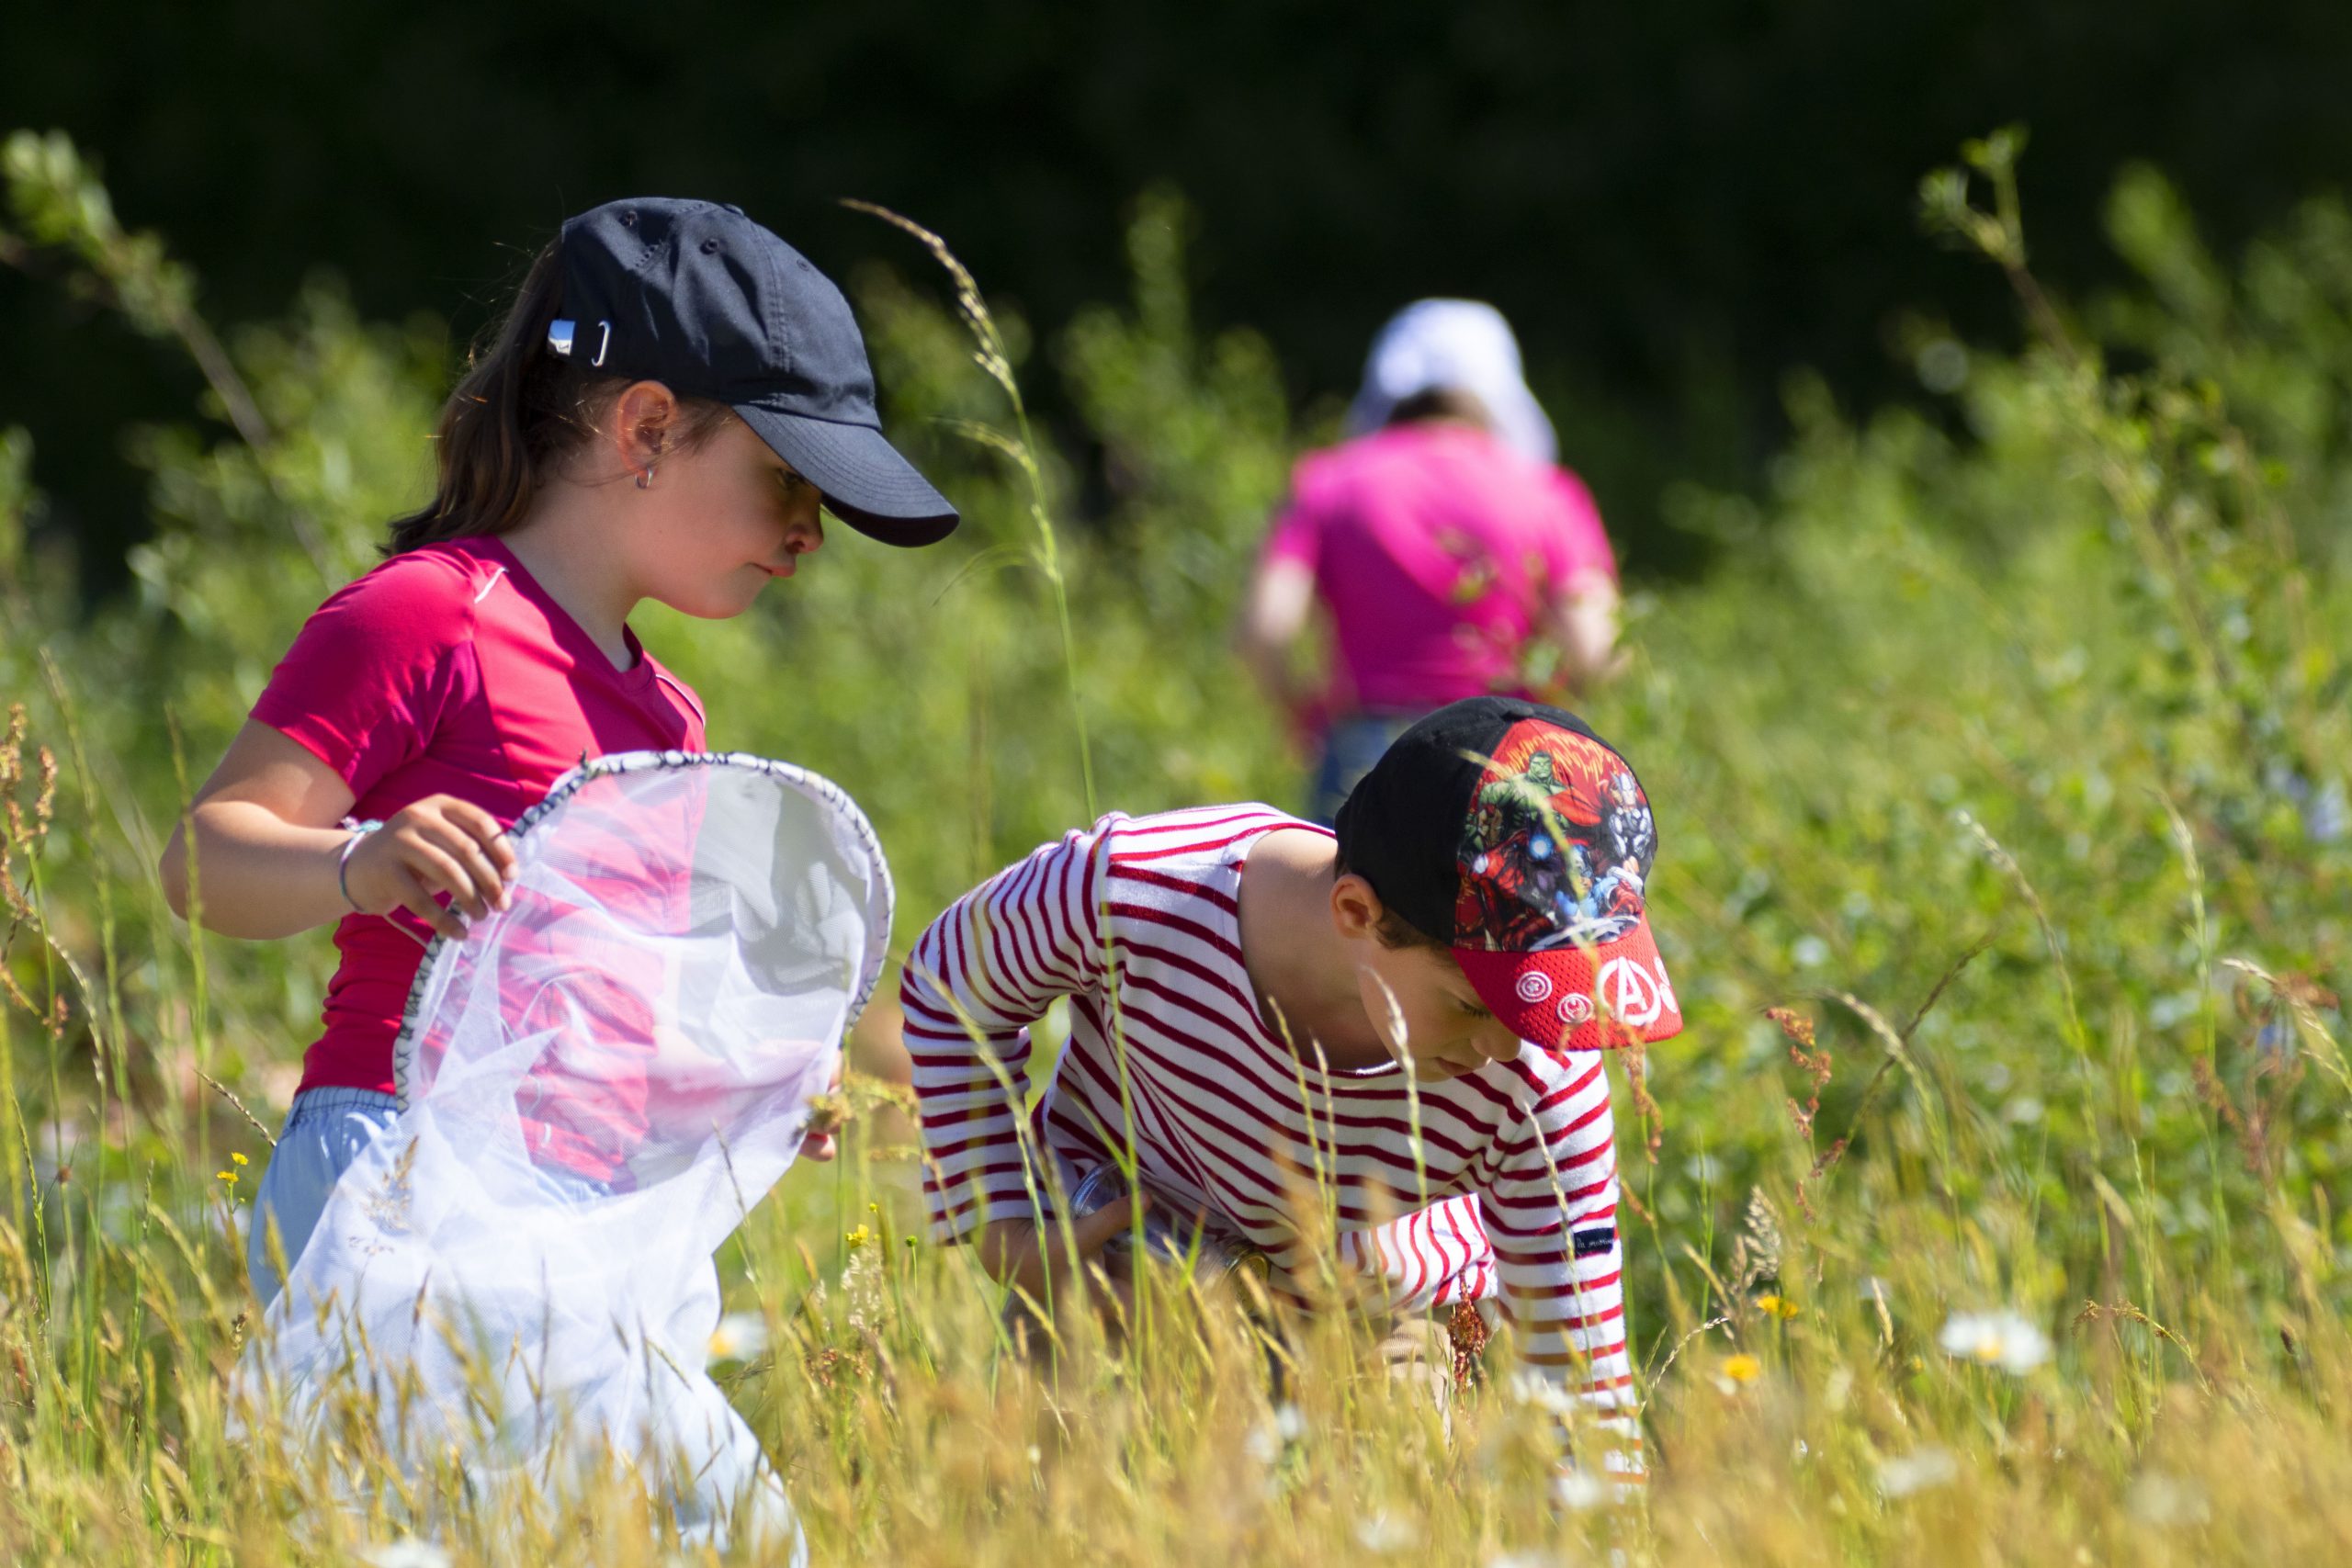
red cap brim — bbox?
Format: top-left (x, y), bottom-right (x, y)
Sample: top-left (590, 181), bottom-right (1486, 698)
top-left (1453, 922), bottom-right (1683, 1055)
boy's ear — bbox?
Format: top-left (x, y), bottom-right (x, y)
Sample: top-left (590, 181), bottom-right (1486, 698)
top-left (1330, 872), bottom-right (1385, 940)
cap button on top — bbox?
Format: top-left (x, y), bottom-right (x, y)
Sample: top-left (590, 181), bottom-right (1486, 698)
top-left (701, 238), bottom-right (721, 254)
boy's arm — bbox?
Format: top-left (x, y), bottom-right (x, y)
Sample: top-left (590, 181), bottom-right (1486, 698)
top-left (1480, 1052), bottom-right (1645, 1482)
top-left (899, 818), bottom-right (1119, 1244)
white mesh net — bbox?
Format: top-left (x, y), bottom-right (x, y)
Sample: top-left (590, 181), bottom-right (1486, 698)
top-left (236, 752), bottom-right (892, 1550)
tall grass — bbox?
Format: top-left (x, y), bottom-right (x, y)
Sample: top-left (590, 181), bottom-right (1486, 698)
top-left (3, 128), bottom-right (2351, 1562)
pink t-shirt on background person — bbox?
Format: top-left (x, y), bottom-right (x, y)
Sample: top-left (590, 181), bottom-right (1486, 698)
top-left (1260, 422), bottom-right (1617, 720)
top-left (250, 535), bottom-right (706, 1098)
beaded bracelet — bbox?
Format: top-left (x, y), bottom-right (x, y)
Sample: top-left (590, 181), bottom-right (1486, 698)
top-left (337, 818), bottom-right (385, 913)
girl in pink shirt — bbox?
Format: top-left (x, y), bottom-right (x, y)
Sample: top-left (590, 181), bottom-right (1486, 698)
top-left (1238, 300), bottom-right (1624, 822)
top-left (159, 198), bottom-right (957, 1302)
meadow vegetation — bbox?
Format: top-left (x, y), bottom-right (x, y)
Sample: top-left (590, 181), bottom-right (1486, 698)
top-left (2, 128), bottom-right (2351, 1562)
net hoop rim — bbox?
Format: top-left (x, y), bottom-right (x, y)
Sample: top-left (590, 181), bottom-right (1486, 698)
top-left (387, 749), bottom-right (895, 1111)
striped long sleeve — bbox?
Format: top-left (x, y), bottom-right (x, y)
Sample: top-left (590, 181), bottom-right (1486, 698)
top-left (900, 819), bottom-right (1112, 1239)
top-left (1483, 1055), bottom-right (1643, 1476)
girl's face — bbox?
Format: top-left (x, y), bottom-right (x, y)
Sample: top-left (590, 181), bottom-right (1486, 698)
top-left (633, 416), bottom-right (826, 619)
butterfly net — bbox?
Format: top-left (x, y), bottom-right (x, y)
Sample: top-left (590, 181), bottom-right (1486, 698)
top-left (236, 751), bottom-right (892, 1545)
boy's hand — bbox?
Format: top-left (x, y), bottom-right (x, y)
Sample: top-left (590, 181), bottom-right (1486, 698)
top-left (343, 795), bottom-right (518, 940)
top-left (974, 1193), bottom-right (1148, 1318)
top-left (801, 1056), bottom-right (848, 1162)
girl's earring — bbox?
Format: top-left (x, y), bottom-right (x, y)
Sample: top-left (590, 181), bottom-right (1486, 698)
top-left (636, 466), bottom-right (655, 491)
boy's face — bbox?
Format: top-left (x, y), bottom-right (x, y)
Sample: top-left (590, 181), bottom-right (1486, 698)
top-left (1352, 939), bottom-right (1525, 1080)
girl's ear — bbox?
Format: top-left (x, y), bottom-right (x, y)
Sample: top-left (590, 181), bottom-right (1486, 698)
top-left (611, 380), bottom-right (683, 469)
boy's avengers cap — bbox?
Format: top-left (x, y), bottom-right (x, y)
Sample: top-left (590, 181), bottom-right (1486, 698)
top-left (1333, 696), bottom-right (1682, 1055)
top-left (549, 197), bottom-right (956, 547)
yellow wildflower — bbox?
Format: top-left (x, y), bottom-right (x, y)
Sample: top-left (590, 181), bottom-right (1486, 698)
top-left (1756, 1294), bottom-right (1800, 1319)
top-left (1722, 1353), bottom-right (1763, 1383)
top-left (844, 1224), bottom-right (875, 1249)
top-left (230, 1152), bottom-right (250, 1167)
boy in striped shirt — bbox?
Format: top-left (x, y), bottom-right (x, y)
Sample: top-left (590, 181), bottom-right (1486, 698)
top-left (900, 697), bottom-right (1682, 1476)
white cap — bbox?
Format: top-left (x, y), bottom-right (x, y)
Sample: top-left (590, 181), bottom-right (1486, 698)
top-left (1343, 299), bottom-right (1557, 465)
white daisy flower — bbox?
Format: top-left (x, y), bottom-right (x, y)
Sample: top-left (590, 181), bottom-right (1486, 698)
top-left (1354, 1510), bottom-right (1419, 1552)
top-left (1878, 1445), bottom-right (1959, 1498)
top-left (1553, 1472), bottom-right (1609, 1511)
top-left (1244, 1402), bottom-right (1306, 1463)
top-left (362, 1540), bottom-right (452, 1568)
top-left (1938, 1309), bottom-right (2051, 1374)
top-left (707, 1311), bottom-right (770, 1364)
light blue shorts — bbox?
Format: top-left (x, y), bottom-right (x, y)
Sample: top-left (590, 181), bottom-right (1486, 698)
top-left (247, 1086), bottom-right (401, 1306)
top-left (246, 1085), bottom-right (621, 1304)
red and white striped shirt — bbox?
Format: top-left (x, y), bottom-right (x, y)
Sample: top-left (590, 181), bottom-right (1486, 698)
top-left (901, 806), bottom-right (1638, 1458)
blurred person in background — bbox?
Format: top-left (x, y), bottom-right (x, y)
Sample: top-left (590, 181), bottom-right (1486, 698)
top-left (1238, 300), bottom-right (1625, 823)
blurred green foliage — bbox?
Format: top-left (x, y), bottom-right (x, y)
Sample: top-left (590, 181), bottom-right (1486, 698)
top-left (14, 1), bottom-right (2352, 592)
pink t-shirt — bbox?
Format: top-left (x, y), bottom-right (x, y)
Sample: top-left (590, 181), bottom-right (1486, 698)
top-left (251, 535), bottom-right (707, 1098)
top-left (1261, 423), bottom-right (1618, 718)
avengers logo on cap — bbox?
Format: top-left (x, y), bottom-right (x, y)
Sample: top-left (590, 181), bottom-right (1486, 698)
top-left (1448, 718), bottom-right (1681, 1054)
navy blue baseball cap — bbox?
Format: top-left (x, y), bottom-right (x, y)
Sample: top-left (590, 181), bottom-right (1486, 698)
top-left (549, 197), bottom-right (957, 547)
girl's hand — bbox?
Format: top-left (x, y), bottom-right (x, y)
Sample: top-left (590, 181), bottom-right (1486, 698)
top-left (342, 794), bottom-right (519, 940)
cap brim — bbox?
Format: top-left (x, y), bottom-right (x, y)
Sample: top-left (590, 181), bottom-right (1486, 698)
top-left (1453, 921), bottom-right (1683, 1055)
top-left (735, 403), bottom-right (959, 547)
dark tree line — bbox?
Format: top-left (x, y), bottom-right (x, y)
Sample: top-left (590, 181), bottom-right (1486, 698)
top-left (11, 0), bottom-right (2351, 585)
